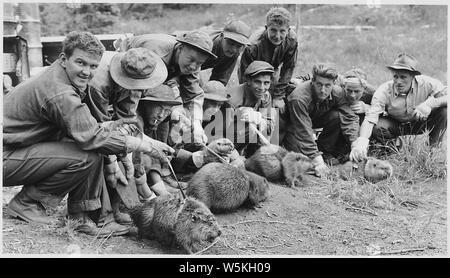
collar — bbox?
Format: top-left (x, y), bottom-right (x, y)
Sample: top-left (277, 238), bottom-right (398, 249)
top-left (56, 61), bottom-right (87, 99)
top-left (310, 81), bottom-right (333, 104)
top-left (393, 77), bottom-right (417, 97)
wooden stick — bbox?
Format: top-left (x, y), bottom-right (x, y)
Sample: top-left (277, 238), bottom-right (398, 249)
top-left (345, 205), bottom-right (378, 216)
top-left (223, 220), bottom-right (296, 227)
top-left (193, 238), bottom-right (220, 255)
top-left (380, 247), bottom-right (427, 255)
top-left (249, 123), bottom-right (271, 146)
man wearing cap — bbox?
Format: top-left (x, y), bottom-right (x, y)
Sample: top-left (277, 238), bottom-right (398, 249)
top-left (238, 7), bottom-right (298, 115)
top-left (2, 31), bottom-right (174, 237)
top-left (120, 30), bottom-right (217, 145)
top-left (132, 84), bottom-right (184, 197)
top-left (283, 63), bottom-right (360, 177)
top-left (178, 20), bottom-right (251, 86)
top-left (83, 47), bottom-right (168, 226)
top-left (350, 53), bottom-right (447, 162)
top-left (228, 60), bottom-right (276, 157)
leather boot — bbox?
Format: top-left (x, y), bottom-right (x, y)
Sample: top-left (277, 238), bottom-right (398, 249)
top-left (69, 212), bottom-right (111, 238)
top-left (7, 187), bottom-right (58, 225)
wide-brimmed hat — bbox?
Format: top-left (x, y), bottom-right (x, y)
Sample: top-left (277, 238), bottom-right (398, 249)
top-left (140, 84), bottom-right (182, 106)
top-left (386, 53), bottom-right (421, 75)
top-left (244, 60), bottom-right (275, 78)
top-left (223, 20), bottom-right (251, 45)
top-left (176, 30), bottom-right (217, 59)
top-left (110, 48), bottom-right (168, 90)
top-left (203, 80), bottom-right (230, 102)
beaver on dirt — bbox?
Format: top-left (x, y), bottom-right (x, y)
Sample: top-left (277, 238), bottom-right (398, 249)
top-left (186, 162), bottom-right (270, 213)
top-left (130, 194), bottom-right (222, 254)
top-left (335, 157), bottom-right (393, 183)
top-left (244, 144), bottom-right (288, 181)
top-left (281, 151), bottom-right (315, 187)
top-left (244, 144), bottom-right (315, 187)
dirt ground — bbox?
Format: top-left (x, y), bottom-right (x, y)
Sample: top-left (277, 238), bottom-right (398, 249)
top-left (2, 174), bottom-right (446, 256)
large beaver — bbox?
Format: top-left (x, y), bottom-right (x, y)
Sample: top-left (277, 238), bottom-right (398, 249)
top-left (244, 144), bottom-right (288, 181)
top-left (186, 162), bottom-right (270, 213)
top-left (336, 157), bottom-right (394, 183)
top-left (130, 194), bottom-right (221, 254)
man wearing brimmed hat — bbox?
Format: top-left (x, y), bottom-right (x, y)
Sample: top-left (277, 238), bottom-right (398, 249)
top-left (132, 84), bottom-right (184, 197)
top-left (3, 31), bottom-right (174, 237)
top-left (350, 53), bottom-right (447, 162)
top-left (84, 47), bottom-right (168, 227)
top-left (228, 60), bottom-right (276, 157)
top-left (283, 63), bottom-right (360, 177)
top-left (120, 30), bottom-right (217, 146)
top-left (238, 7), bottom-right (298, 116)
top-left (173, 20), bottom-right (251, 86)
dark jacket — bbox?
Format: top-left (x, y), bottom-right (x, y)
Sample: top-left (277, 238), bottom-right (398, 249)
top-left (283, 80), bottom-right (359, 159)
top-left (238, 27), bottom-right (298, 97)
top-left (3, 61), bottom-right (129, 155)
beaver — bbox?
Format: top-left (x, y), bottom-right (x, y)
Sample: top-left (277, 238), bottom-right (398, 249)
top-left (281, 151), bottom-right (315, 187)
top-left (336, 157), bottom-right (393, 183)
top-left (244, 144), bottom-right (288, 181)
top-left (186, 162), bottom-right (270, 213)
top-left (130, 194), bottom-right (221, 254)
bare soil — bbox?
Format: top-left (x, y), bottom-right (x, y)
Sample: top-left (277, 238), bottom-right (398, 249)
top-left (2, 176), bottom-right (446, 256)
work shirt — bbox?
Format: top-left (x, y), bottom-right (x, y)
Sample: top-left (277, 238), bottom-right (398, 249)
top-left (122, 34), bottom-right (204, 122)
top-left (228, 84), bottom-right (275, 136)
top-left (201, 31), bottom-right (239, 86)
top-left (284, 80), bottom-right (359, 159)
top-left (3, 61), bottom-right (129, 155)
top-left (366, 75), bottom-right (447, 124)
top-left (239, 27), bottom-right (298, 97)
top-left (85, 51), bottom-right (143, 122)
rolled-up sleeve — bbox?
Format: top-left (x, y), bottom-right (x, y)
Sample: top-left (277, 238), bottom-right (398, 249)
top-left (336, 99), bottom-right (360, 143)
top-left (114, 89), bottom-right (143, 120)
top-left (365, 82), bottom-right (390, 125)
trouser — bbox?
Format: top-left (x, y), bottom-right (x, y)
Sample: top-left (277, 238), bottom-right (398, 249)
top-left (2, 141), bottom-right (103, 214)
top-left (372, 107), bottom-right (447, 147)
top-left (313, 110), bottom-right (351, 157)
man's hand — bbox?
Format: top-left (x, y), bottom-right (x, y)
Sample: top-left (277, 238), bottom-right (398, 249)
top-left (104, 159), bottom-right (128, 188)
top-left (139, 134), bottom-right (175, 162)
top-left (350, 101), bottom-right (369, 114)
top-left (413, 102), bottom-right (432, 121)
top-left (312, 155), bottom-right (330, 178)
top-left (192, 120), bottom-right (208, 144)
top-left (349, 137), bottom-right (369, 162)
top-left (239, 107), bottom-right (263, 125)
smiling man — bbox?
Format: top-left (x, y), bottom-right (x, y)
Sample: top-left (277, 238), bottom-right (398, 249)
top-left (350, 53), bottom-right (447, 162)
top-left (282, 63), bottom-right (360, 177)
top-left (2, 31), bottom-right (174, 237)
top-left (229, 61), bottom-right (276, 157)
top-left (120, 30), bottom-right (217, 145)
top-left (238, 7), bottom-right (298, 115)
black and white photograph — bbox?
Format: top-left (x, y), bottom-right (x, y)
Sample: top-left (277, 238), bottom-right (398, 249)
top-left (1, 1), bottom-right (447, 258)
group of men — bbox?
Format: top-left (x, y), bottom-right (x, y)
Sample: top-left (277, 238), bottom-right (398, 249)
top-left (3, 7), bottom-right (447, 237)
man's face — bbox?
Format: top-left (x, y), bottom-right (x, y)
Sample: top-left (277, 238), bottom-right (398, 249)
top-left (247, 74), bottom-right (271, 99)
top-left (266, 23), bottom-right (289, 46)
top-left (141, 102), bottom-right (172, 129)
top-left (60, 48), bottom-right (101, 91)
top-left (344, 82), bottom-right (364, 104)
top-left (178, 46), bottom-right (209, 75)
top-left (203, 99), bottom-right (224, 122)
top-left (392, 69), bottom-right (414, 94)
top-left (312, 76), bottom-right (334, 101)
top-left (221, 38), bottom-right (244, 58)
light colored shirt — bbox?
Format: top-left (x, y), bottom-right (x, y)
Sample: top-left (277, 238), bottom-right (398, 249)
top-left (366, 75), bottom-right (447, 124)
